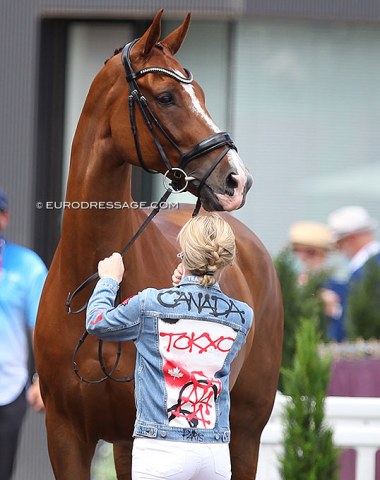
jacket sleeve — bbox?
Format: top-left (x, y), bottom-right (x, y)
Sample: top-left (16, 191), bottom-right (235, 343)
top-left (86, 278), bottom-right (141, 341)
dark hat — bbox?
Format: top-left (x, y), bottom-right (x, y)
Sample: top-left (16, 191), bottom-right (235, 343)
top-left (0, 188), bottom-right (9, 212)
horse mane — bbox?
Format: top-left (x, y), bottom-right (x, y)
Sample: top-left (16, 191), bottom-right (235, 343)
top-left (104, 47), bottom-right (124, 65)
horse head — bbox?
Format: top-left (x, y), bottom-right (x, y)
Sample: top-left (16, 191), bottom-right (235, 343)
top-left (105, 9), bottom-right (253, 212)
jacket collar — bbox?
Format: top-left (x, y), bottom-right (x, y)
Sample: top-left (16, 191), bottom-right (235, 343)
top-left (178, 275), bottom-right (221, 292)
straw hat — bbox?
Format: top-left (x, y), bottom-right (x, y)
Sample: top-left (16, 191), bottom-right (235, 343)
top-left (289, 221), bottom-right (336, 250)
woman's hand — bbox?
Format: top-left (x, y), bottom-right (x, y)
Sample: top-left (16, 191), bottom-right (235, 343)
top-left (27, 377), bottom-right (45, 413)
top-left (172, 263), bottom-right (184, 287)
top-left (98, 252), bottom-right (125, 284)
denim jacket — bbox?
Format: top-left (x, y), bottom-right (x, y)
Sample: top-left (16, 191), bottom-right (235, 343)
top-left (86, 275), bottom-right (253, 444)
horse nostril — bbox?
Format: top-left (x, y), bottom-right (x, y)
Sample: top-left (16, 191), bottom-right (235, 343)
top-left (225, 173), bottom-right (238, 196)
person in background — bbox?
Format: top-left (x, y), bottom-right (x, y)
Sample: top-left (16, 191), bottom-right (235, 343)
top-left (328, 206), bottom-right (380, 340)
top-left (288, 220), bottom-right (348, 342)
top-left (0, 188), bottom-right (47, 480)
top-left (86, 213), bottom-right (253, 480)
top-left (289, 221), bottom-right (336, 285)
top-left (328, 205), bottom-right (380, 281)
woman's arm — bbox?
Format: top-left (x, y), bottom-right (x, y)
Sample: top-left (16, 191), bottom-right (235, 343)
top-left (86, 253), bottom-right (141, 341)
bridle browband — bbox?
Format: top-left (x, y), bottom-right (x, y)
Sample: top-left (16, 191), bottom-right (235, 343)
top-left (67, 38), bottom-right (238, 384)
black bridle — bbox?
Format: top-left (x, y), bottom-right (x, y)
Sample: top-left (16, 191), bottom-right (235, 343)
top-left (68, 38), bottom-right (237, 384)
top-left (122, 39), bottom-right (237, 214)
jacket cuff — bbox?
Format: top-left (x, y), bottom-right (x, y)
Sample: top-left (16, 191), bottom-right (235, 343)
top-left (97, 277), bottom-right (120, 295)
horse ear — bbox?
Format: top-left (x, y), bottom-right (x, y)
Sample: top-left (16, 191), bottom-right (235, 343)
top-left (161, 12), bottom-right (191, 55)
top-left (135, 9), bottom-right (164, 57)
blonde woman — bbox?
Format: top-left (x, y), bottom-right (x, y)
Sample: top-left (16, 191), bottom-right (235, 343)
top-left (86, 213), bottom-right (253, 480)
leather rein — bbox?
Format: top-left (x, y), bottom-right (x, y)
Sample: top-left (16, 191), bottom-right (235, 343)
top-left (68, 38), bottom-right (237, 384)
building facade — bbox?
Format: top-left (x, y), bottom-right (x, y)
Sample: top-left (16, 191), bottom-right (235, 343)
top-left (2, 0), bottom-right (380, 262)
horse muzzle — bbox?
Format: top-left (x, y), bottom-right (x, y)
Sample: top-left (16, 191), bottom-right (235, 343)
top-left (216, 171), bottom-right (252, 211)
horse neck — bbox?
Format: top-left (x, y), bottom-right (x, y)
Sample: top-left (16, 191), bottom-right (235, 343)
top-left (59, 123), bottom-right (145, 278)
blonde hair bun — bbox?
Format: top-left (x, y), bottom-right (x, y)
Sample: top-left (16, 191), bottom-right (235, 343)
top-left (177, 213), bottom-right (236, 287)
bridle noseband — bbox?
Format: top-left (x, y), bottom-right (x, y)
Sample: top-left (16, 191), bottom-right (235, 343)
top-left (68, 38), bottom-right (239, 384)
top-left (121, 39), bottom-right (237, 214)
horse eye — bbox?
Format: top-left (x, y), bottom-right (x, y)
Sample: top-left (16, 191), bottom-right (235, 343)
top-left (156, 93), bottom-right (174, 105)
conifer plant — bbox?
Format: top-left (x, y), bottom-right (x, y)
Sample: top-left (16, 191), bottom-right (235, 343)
top-left (346, 257), bottom-right (380, 340)
top-left (274, 248), bottom-right (328, 391)
top-left (279, 319), bottom-right (339, 480)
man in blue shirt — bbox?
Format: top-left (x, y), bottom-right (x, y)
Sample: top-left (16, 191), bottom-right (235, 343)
top-left (0, 188), bottom-right (47, 480)
top-left (328, 206), bottom-right (380, 280)
top-left (327, 206), bottom-right (380, 338)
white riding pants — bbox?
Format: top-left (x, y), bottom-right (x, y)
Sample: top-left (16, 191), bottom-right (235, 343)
top-left (132, 438), bottom-right (231, 480)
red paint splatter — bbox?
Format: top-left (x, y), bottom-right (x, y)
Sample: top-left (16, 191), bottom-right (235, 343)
top-left (90, 311), bottom-right (104, 325)
top-left (122, 295), bottom-right (135, 305)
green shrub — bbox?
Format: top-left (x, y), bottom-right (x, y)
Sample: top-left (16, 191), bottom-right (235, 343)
top-left (279, 319), bottom-right (339, 480)
top-left (274, 248), bottom-right (329, 390)
top-left (346, 257), bottom-right (380, 340)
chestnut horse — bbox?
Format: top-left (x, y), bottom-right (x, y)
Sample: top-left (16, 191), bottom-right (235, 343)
top-left (35, 10), bottom-right (283, 480)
